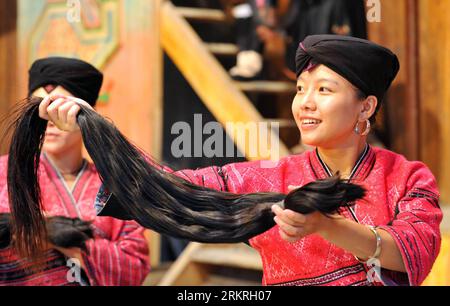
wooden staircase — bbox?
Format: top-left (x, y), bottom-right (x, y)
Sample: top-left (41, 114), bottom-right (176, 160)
top-left (156, 0), bottom-right (299, 285)
top-left (177, 6), bottom-right (297, 90)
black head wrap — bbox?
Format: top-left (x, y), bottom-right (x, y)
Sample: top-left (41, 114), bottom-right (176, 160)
top-left (28, 57), bottom-right (103, 106)
top-left (295, 35), bottom-right (399, 102)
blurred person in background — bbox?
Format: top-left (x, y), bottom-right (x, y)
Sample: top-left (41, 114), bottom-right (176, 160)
top-left (0, 57), bottom-right (150, 286)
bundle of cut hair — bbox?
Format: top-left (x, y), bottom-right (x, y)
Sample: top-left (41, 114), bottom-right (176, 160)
top-left (0, 213), bottom-right (93, 251)
top-left (6, 97), bottom-right (366, 258)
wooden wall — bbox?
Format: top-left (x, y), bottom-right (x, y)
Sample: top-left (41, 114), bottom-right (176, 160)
top-left (0, 0), bottom-right (17, 154)
top-left (418, 0), bottom-right (450, 205)
top-left (368, 0), bottom-right (450, 205)
top-left (367, 0), bottom-right (419, 160)
top-left (15, 0), bottom-right (162, 159)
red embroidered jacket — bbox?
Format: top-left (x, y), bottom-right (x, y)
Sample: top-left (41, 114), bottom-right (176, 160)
top-left (173, 146), bottom-right (442, 286)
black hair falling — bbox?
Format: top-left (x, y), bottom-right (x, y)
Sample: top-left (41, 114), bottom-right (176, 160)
top-left (6, 97), bottom-right (366, 258)
top-left (0, 213), bottom-right (93, 251)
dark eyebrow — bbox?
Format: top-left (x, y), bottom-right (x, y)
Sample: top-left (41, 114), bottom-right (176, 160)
top-left (316, 78), bottom-right (339, 86)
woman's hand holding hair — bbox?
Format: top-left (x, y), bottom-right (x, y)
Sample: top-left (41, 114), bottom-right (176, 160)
top-left (271, 184), bottom-right (340, 242)
top-left (38, 94), bottom-right (94, 132)
top-left (271, 204), bottom-right (335, 242)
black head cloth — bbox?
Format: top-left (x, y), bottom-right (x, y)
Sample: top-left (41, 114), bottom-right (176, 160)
top-left (28, 57), bottom-right (103, 106)
top-left (295, 35), bottom-right (400, 102)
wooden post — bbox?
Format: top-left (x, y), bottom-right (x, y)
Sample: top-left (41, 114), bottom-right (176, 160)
top-left (417, 0), bottom-right (450, 205)
top-left (147, 0), bottom-right (163, 268)
top-left (0, 0), bottom-right (17, 154)
top-left (367, 0), bottom-right (419, 160)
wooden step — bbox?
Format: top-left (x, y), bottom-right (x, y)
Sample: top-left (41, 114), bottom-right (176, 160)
top-left (142, 262), bottom-right (173, 286)
top-left (206, 43), bottom-right (239, 56)
top-left (176, 7), bottom-right (226, 23)
top-left (235, 81), bottom-right (296, 94)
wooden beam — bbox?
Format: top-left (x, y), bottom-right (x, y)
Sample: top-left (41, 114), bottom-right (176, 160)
top-left (206, 42), bottom-right (238, 56)
top-left (176, 7), bottom-right (226, 23)
top-left (235, 81), bottom-right (296, 94)
top-left (150, 0), bottom-right (164, 160)
top-left (147, 0), bottom-right (163, 267)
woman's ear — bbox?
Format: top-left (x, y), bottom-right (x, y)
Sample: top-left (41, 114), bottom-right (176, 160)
top-left (359, 96), bottom-right (378, 121)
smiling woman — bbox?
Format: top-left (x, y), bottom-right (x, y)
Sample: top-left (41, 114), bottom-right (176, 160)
top-left (6, 36), bottom-right (443, 286)
top-left (293, 64), bottom-right (375, 155)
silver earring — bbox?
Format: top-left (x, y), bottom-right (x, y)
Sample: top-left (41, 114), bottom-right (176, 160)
top-left (354, 119), bottom-right (371, 136)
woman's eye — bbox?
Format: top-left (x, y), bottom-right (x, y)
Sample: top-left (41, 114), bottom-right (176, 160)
top-left (297, 86), bottom-right (304, 93)
top-left (319, 87), bottom-right (332, 93)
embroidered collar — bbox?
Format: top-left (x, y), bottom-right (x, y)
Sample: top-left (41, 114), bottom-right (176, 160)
top-left (310, 143), bottom-right (375, 182)
top-left (42, 153), bottom-right (87, 193)
top-left (309, 143), bottom-right (376, 223)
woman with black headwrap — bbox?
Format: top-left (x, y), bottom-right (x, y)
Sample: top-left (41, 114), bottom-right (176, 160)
top-left (0, 57), bottom-right (150, 286)
top-left (13, 36), bottom-right (442, 286)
